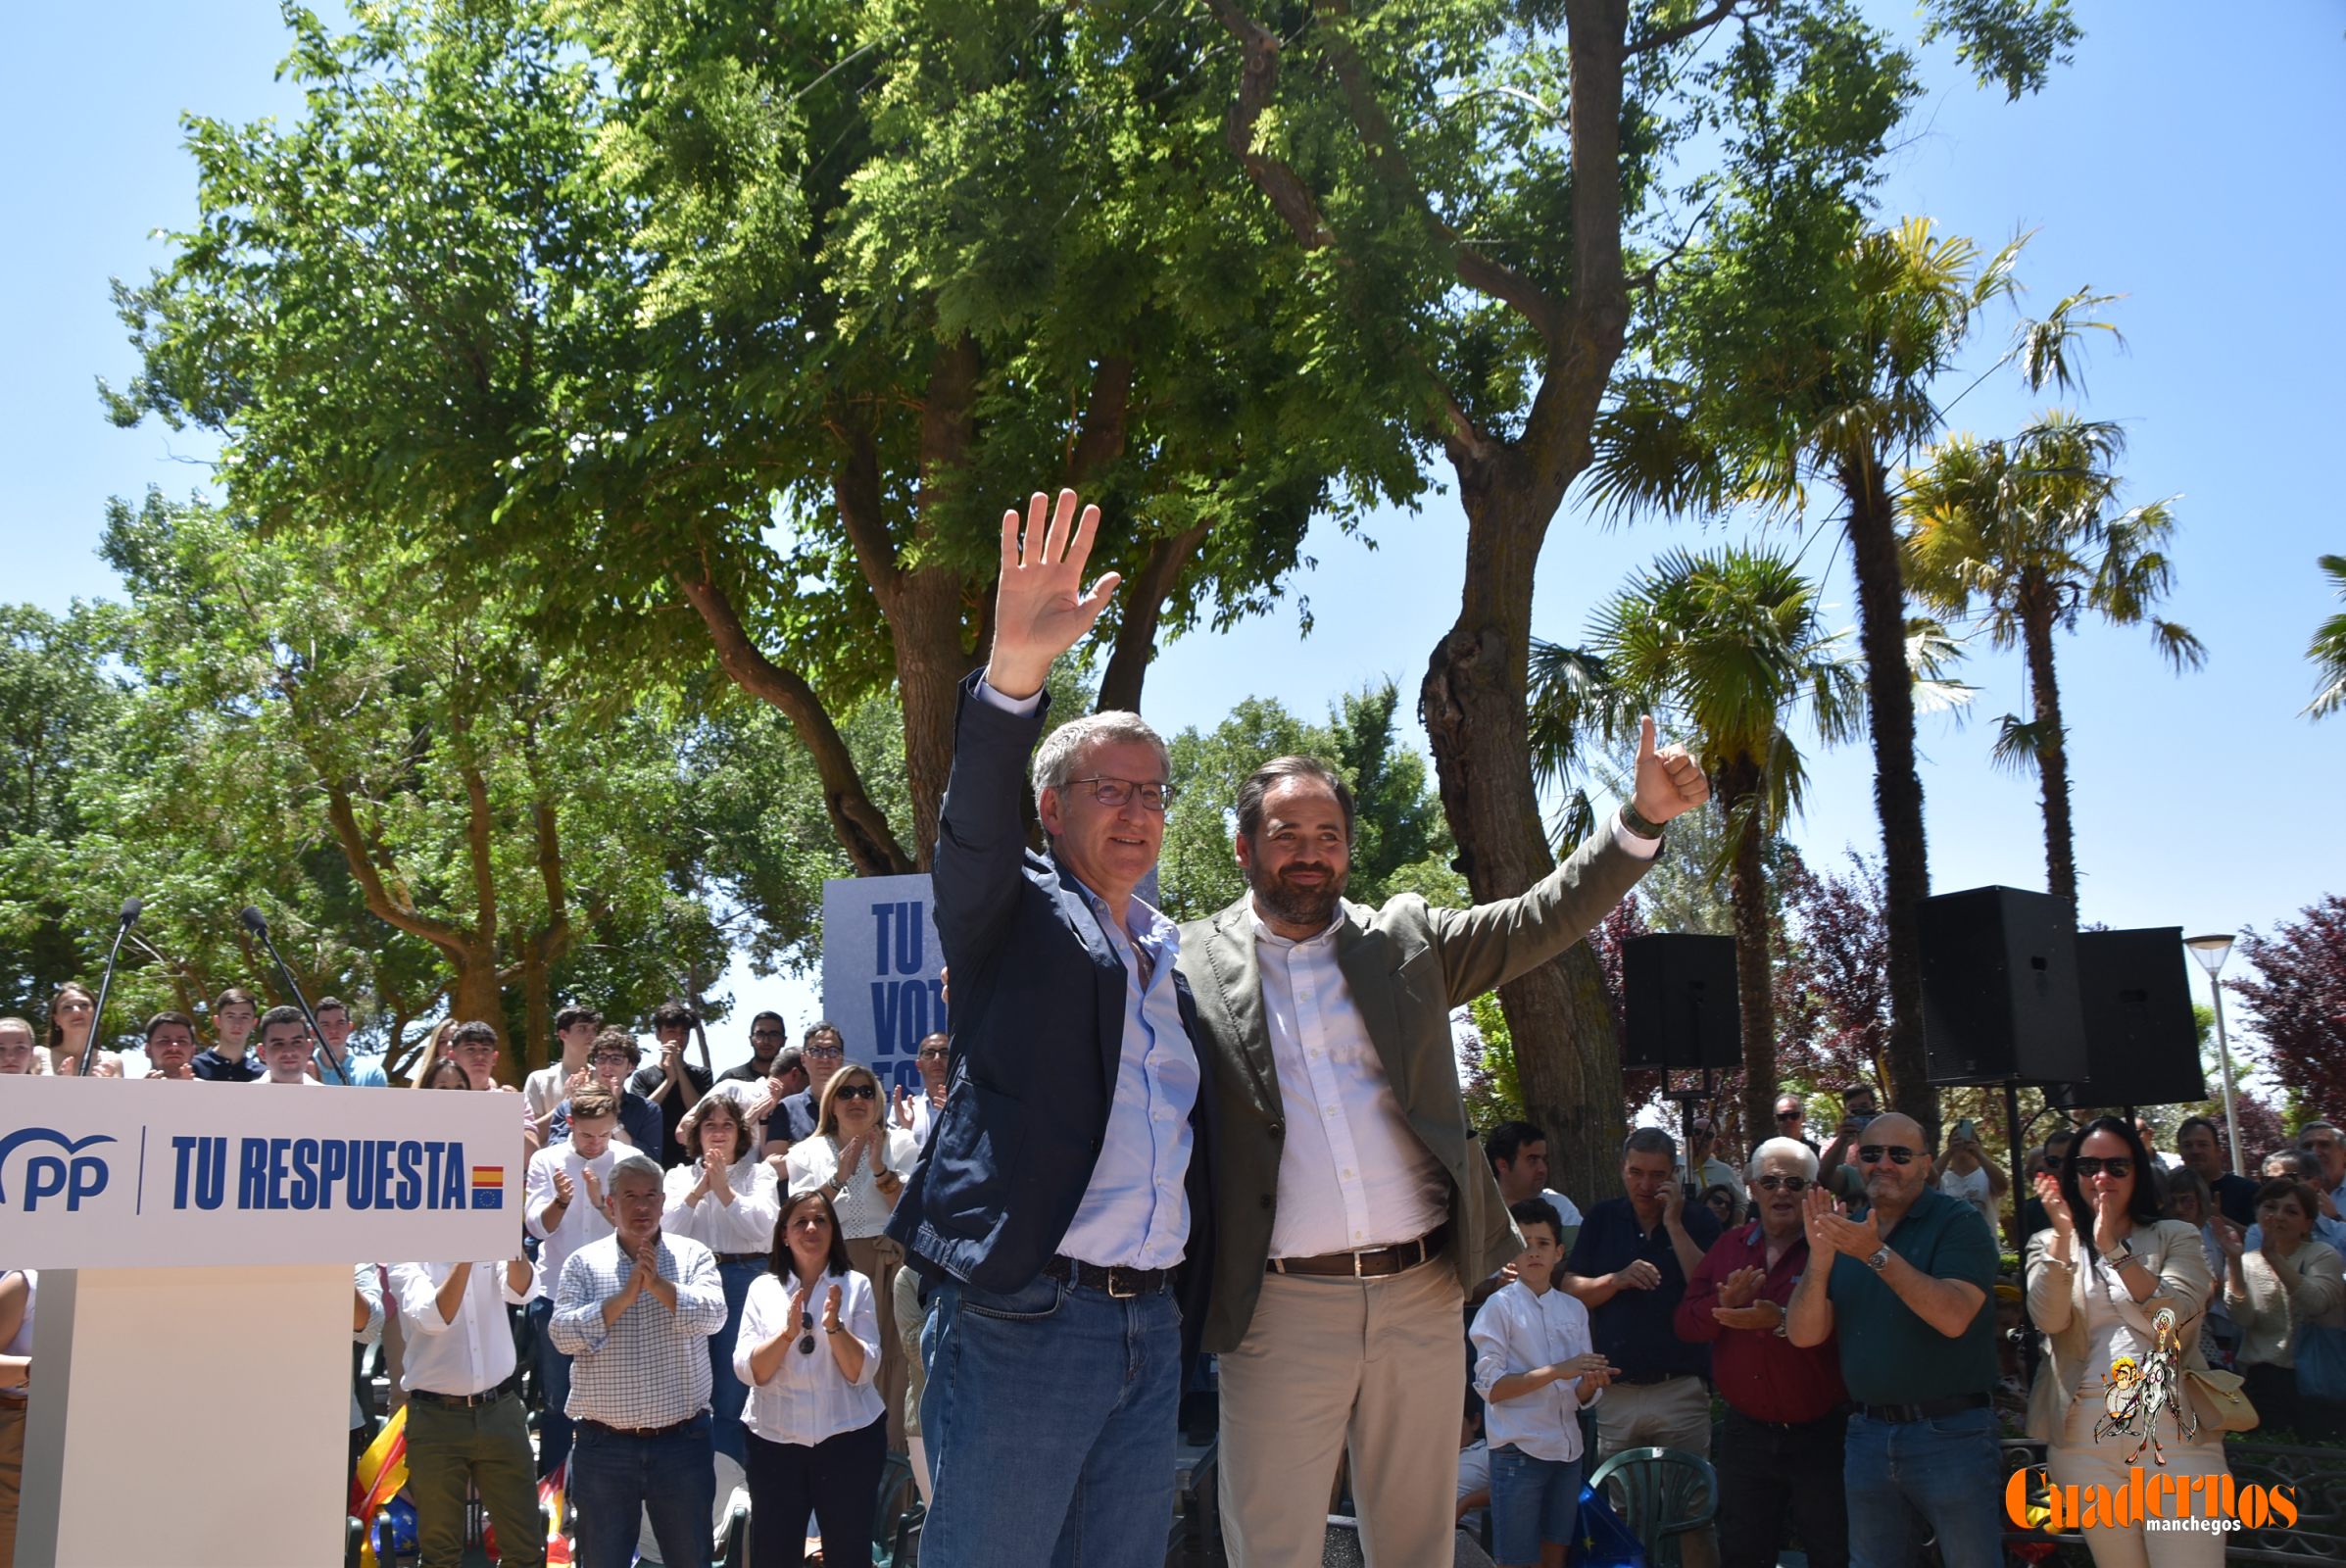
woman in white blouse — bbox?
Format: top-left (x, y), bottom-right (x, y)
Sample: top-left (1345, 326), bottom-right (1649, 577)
top-left (2220, 1176), bottom-right (2346, 1435)
top-left (736, 1187), bottom-right (886, 1568)
top-left (668, 1092), bottom-right (782, 1468)
top-left (784, 1063), bottom-right (917, 1448)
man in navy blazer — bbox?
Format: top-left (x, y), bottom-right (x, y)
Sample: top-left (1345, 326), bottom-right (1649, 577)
top-left (889, 489), bottom-right (1214, 1568)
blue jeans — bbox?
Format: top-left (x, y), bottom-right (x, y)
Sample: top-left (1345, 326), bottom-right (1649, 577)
top-left (1843, 1406), bottom-right (2003, 1568)
top-left (711, 1257), bottom-right (764, 1465)
top-left (919, 1272), bottom-right (1181, 1568)
top-left (569, 1412), bottom-right (715, 1568)
top-left (525, 1297), bottom-right (573, 1479)
top-left (1489, 1447), bottom-right (1580, 1566)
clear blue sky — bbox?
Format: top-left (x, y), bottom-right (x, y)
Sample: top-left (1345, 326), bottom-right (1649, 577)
top-left (5, 2), bottom-right (2341, 1071)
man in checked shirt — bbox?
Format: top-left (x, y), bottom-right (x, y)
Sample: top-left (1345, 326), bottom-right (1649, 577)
top-left (550, 1150), bottom-right (727, 1568)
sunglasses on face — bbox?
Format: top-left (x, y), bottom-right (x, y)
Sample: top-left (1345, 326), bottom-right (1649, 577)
top-left (1754, 1174), bottom-right (1810, 1193)
top-left (1776, 1108), bottom-right (1803, 1121)
top-left (1856, 1146), bottom-right (1918, 1165)
top-left (833, 1083), bottom-right (877, 1102)
top-left (2043, 1155), bottom-right (2067, 1170)
top-left (2071, 1156), bottom-right (2133, 1179)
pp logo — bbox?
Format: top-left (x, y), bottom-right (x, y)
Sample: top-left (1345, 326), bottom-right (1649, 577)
top-left (0, 1127), bottom-right (118, 1212)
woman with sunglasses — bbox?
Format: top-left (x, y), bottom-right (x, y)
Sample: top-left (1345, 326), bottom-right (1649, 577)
top-left (735, 1188), bottom-right (885, 1568)
top-left (2218, 1175), bottom-right (2345, 1436)
top-left (670, 1092), bottom-right (783, 1470)
top-left (2026, 1114), bottom-right (2227, 1565)
top-left (785, 1063), bottom-right (918, 1449)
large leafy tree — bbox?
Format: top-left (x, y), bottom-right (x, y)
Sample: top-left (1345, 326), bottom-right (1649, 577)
top-left (1903, 410), bottom-right (2203, 916)
top-left (1578, 547), bottom-right (1865, 1139)
top-left (89, 490), bottom-right (721, 1073)
top-left (110, 0), bottom-right (1401, 881)
top-left (0, 604), bottom-right (123, 1013)
top-left (2230, 897), bottom-right (2346, 1120)
top-left (1193, 0), bottom-right (2076, 1194)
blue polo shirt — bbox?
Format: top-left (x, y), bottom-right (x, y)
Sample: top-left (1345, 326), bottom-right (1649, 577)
top-left (1565, 1196), bottom-right (1722, 1383)
top-left (1824, 1185), bottom-right (1998, 1405)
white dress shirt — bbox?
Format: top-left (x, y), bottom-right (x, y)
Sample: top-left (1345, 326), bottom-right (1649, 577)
top-left (973, 678), bottom-right (1200, 1270)
top-left (732, 1268), bottom-right (885, 1446)
top-left (1256, 909), bottom-right (1449, 1257)
top-left (389, 1258), bottom-right (536, 1396)
top-left (785, 1131), bottom-right (920, 1241)
top-left (1471, 1280), bottom-right (1600, 1463)
top-left (524, 1142), bottom-right (617, 1298)
top-left (352, 1262), bottom-right (383, 1428)
top-left (663, 1156), bottom-right (782, 1256)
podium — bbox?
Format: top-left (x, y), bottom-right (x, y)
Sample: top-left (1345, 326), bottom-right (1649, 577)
top-left (0, 1076), bottom-right (526, 1567)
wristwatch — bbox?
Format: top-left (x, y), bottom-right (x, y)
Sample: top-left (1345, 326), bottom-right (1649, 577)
top-left (1865, 1245), bottom-right (1891, 1273)
top-left (1619, 800), bottom-right (1666, 840)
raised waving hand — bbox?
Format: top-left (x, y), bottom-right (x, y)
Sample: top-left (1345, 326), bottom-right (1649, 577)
top-left (985, 490), bottom-right (1120, 700)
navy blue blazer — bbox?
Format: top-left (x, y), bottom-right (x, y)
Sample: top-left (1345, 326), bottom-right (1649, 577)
top-left (888, 674), bottom-right (1216, 1317)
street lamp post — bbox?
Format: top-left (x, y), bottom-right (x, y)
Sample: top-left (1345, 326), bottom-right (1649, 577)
top-left (2185, 933), bottom-right (2242, 1177)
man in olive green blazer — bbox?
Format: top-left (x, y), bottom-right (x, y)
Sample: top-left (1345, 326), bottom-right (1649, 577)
top-left (1179, 720), bottom-right (1708, 1567)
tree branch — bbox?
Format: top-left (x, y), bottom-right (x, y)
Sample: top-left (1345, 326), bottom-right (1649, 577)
top-left (1067, 356), bottom-right (1135, 483)
top-left (830, 416), bottom-right (898, 608)
top-left (672, 568), bottom-right (916, 876)
top-left (1626, 0), bottom-right (1757, 57)
top-left (1096, 523), bottom-right (1210, 713)
top-left (1203, 0), bottom-right (1340, 250)
top-left (319, 774), bottom-right (471, 955)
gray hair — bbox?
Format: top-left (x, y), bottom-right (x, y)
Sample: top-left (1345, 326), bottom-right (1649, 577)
top-left (1032, 710), bottom-right (1171, 807)
top-left (608, 1150), bottom-right (664, 1190)
top-left (1622, 1126), bottom-right (1677, 1162)
top-left (1747, 1137), bottom-right (1821, 1183)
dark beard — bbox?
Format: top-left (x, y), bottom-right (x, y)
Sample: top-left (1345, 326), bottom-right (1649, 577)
top-left (1247, 862), bottom-right (1347, 930)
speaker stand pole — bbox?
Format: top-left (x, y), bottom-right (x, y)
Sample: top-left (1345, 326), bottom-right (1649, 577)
top-left (2003, 1078), bottom-right (2026, 1247)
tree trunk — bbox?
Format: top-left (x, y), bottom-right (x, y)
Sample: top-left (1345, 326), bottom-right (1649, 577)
top-left (1097, 524), bottom-right (1209, 714)
top-left (1722, 758), bottom-right (1780, 1145)
top-left (2019, 587), bottom-right (2077, 919)
top-left (1839, 456), bottom-right (1935, 1144)
top-left (1421, 459), bottom-right (1622, 1205)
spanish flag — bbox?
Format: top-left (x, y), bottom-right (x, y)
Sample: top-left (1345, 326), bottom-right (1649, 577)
top-left (472, 1164), bottom-right (506, 1210)
top-left (351, 1406), bottom-right (408, 1568)
top-left (541, 1457), bottom-right (573, 1565)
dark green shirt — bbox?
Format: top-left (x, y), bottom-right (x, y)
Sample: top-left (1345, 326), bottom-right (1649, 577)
top-left (1825, 1186), bottom-right (1999, 1405)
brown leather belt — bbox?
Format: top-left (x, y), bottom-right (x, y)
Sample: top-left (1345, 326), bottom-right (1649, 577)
top-left (578, 1413), bottom-right (704, 1441)
top-left (1268, 1224), bottom-right (1447, 1279)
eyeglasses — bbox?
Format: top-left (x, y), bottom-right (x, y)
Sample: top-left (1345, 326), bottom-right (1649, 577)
top-left (751, 1030), bottom-right (785, 1042)
top-left (591, 1052), bottom-right (636, 1065)
top-left (1063, 776), bottom-right (1176, 811)
top-left (1855, 1146), bottom-right (1918, 1166)
top-left (2070, 1156), bottom-right (2133, 1179)
top-left (1754, 1174), bottom-right (1811, 1193)
top-left (833, 1083), bottom-right (877, 1102)
top-left (806, 1046), bottom-right (845, 1060)
top-left (916, 1048), bottom-right (949, 1061)
top-left (2043, 1155), bottom-right (2066, 1170)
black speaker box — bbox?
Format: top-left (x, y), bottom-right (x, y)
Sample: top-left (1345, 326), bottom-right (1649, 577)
top-left (2046, 927), bottom-right (2207, 1109)
top-left (1621, 933), bottom-right (1740, 1070)
top-left (1920, 885), bottom-right (2088, 1085)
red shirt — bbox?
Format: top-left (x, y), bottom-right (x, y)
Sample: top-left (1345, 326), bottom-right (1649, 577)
top-left (1674, 1223), bottom-right (1848, 1425)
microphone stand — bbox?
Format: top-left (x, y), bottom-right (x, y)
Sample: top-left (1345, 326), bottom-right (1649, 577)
top-left (80, 898), bottom-right (142, 1076)
top-left (240, 906), bottom-right (352, 1085)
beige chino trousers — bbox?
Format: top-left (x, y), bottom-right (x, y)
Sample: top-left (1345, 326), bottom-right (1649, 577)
top-left (1218, 1252), bottom-right (1465, 1567)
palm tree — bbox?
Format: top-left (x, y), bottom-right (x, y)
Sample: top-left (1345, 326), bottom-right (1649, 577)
top-left (2307, 556), bottom-right (2346, 720)
top-left (1577, 547), bottom-right (1867, 1142)
top-left (1584, 219), bottom-right (2102, 1138)
top-left (1903, 412), bottom-right (2204, 917)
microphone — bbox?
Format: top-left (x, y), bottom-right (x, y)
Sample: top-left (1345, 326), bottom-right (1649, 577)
top-left (120, 896), bottom-right (144, 928)
top-left (84, 894), bottom-right (147, 1075)
top-left (240, 905), bottom-right (352, 1085)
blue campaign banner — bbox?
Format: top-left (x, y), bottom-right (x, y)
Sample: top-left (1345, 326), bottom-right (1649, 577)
top-left (0, 1075), bottom-right (526, 1269)
top-left (821, 873), bottom-right (945, 1096)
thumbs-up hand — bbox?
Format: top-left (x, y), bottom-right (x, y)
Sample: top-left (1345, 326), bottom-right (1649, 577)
top-left (1631, 714), bottom-right (1709, 826)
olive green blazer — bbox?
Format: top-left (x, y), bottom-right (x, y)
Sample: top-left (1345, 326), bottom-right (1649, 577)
top-left (1176, 829), bottom-right (1657, 1354)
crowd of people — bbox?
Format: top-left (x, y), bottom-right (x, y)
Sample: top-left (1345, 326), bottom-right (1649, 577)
top-left (0, 492), bottom-right (2315, 1568)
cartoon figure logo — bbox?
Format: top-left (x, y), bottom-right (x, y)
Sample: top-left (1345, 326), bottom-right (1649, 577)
top-left (0, 1127), bottom-right (118, 1212)
top-left (2096, 1306), bottom-right (2196, 1465)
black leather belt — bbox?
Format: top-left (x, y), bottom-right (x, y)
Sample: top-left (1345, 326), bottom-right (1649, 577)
top-left (1044, 1255), bottom-right (1173, 1298)
top-left (409, 1374), bottom-right (521, 1409)
top-left (579, 1413), bottom-right (705, 1441)
top-left (1858, 1392), bottom-right (1988, 1424)
top-left (713, 1251), bottom-right (766, 1265)
top-left (1268, 1224), bottom-right (1448, 1280)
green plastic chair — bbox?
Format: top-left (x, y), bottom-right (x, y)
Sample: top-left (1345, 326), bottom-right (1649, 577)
top-left (1586, 1446), bottom-right (1718, 1568)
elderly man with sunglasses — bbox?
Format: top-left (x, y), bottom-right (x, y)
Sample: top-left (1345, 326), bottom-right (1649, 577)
top-left (1786, 1112), bottom-right (2001, 1568)
top-left (1676, 1137), bottom-right (1849, 1568)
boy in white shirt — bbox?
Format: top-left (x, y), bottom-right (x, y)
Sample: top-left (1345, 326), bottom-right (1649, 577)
top-left (1470, 1198), bottom-right (1615, 1568)
top-left (523, 1086), bottom-right (619, 1479)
